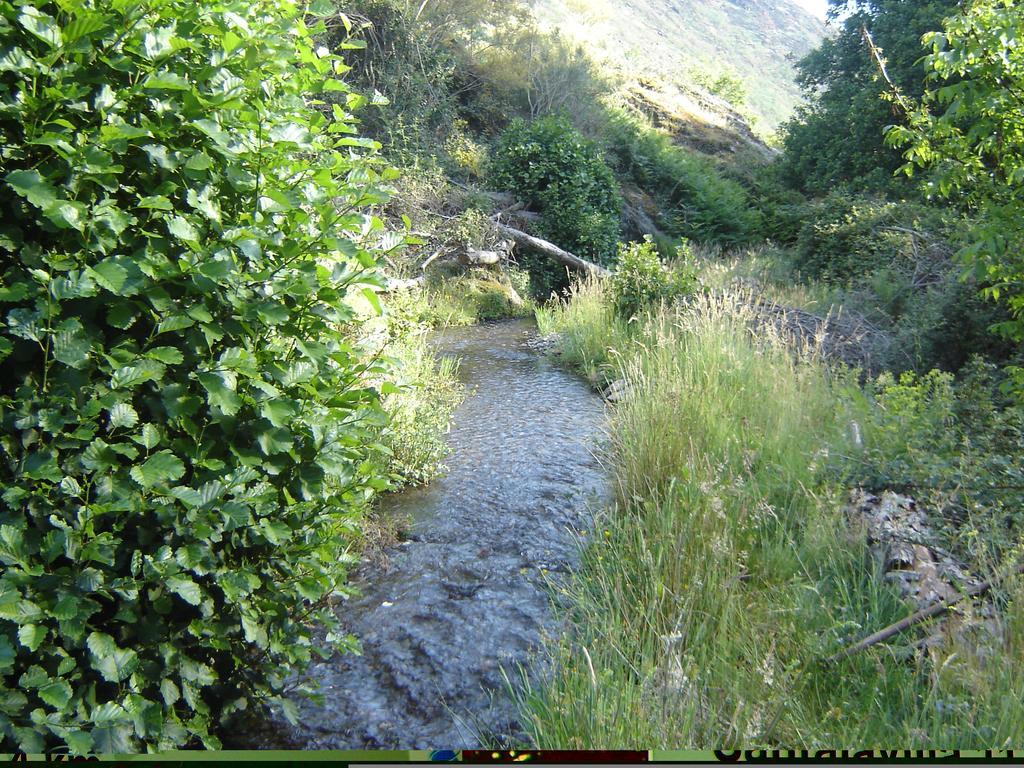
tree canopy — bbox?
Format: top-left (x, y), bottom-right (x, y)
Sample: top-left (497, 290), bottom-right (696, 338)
top-left (888, 0), bottom-right (1024, 351)
top-left (779, 0), bottom-right (959, 194)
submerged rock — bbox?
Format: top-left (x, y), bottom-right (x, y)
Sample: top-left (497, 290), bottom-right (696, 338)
top-left (602, 378), bottom-right (632, 403)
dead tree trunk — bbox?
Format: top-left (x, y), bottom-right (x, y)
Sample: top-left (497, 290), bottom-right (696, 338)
top-left (492, 222), bottom-right (610, 278)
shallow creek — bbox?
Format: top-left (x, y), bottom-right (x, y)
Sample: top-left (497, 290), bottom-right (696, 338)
top-left (262, 319), bottom-right (609, 749)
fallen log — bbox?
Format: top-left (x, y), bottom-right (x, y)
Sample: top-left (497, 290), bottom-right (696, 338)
top-left (823, 561), bottom-right (1024, 665)
top-left (459, 249), bottom-right (502, 267)
top-left (492, 221), bottom-right (610, 278)
top-left (383, 275), bottom-right (426, 292)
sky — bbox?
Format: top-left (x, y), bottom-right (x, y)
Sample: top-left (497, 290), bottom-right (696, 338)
top-left (791, 0), bottom-right (829, 19)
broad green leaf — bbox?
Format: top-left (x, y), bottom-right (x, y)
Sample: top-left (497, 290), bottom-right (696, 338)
top-left (51, 320), bottom-right (91, 368)
top-left (157, 314), bottom-right (195, 334)
top-left (137, 423), bottom-right (162, 449)
top-left (110, 359), bottom-right (165, 389)
top-left (256, 301), bottom-right (289, 325)
top-left (259, 519), bottom-right (291, 544)
top-left (241, 612), bottom-right (268, 647)
top-left (166, 215), bottom-right (199, 242)
top-left (160, 678), bottom-right (180, 705)
top-left (65, 730), bottom-right (93, 756)
top-left (64, 13), bottom-right (109, 43)
top-left (138, 194), bottom-right (173, 210)
top-left (257, 427), bottom-right (293, 456)
top-left (166, 576), bottom-right (202, 605)
top-left (0, 283), bottom-right (29, 302)
top-left (0, 687), bottom-right (27, 714)
top-left (143, 25), bottom-right (177, 59)
top-left (0, 636), bottom-right (15, 672)
top-left (260, 399), bottom-right (300, 427)
top-left (170, 486), bottom-right (203, 507)
top-left (362, 287), bottom-right (383, 315)
top-left (197, 371), bottom-right (242, 416)
top-left (52, 596), bottom-right (79, 620)
top-left (24, 451), bottom-right (62, 482)
top-left (17, 624), bottom-right (46, 652)
top-left (95, 648), bottom-right (138, 683)
top-left (130, 451), bottom-right (185, 488)
top-left (108, 402), bottom-right (139, 429)
top-left (88, 259), bottom-right (129, 292)
top-left (145, 346), bottom-right (184, 364)
top-left (143, 70), bottom-right (190, 91)
top-left (44, 199), bottom-right (87, 231)
top-left (38, 679), bottom-right (72, 710)
top-left (51, 271), bottom-right (97, 300)
top-left (5, 169), bottom-right (57, 209)
top-left (92, 723), bottom-right (133, 753)
top-left (86, 631), bottom-right (116, 658)
top-left (19, 6), bottom-right (61, 47)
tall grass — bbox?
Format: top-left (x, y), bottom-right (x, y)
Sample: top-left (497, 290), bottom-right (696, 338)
top-left (520, 281), bottom-right (1024, 748)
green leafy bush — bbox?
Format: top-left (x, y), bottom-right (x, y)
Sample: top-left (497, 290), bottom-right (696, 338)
top-left (611, 237), bottom-right (699, 320)
top-left (791, 192), bottom-right (1016, 371)
top-left (492, 116), bottom-right (622, 294)
top-left (691, 66), bottom-right (748, 108)
top-left (794, 193), bottom-right (920, 284)
top-left (0, 0), bottom-right (391, 753)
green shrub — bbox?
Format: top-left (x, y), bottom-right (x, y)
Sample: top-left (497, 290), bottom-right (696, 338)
top-left (611, 237), bottom-right (699, 320)
top-left (790, 192), bottom-right (1018, 371)
top-left (492, 116), bottom-right (622, 294)
top-left (691, 66), bottom-right (748, 108)
top-left (0, 0), bottom-right (390, 753)
top-left (794, 193), bottom-right (952, 284)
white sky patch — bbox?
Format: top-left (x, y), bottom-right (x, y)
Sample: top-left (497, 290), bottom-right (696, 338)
top-left (792, 0), bottom-right (829, 19)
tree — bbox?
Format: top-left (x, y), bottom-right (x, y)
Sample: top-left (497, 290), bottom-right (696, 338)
top-left (887, 0), bottom-right (1024, 352)
top-left (779, 0), bottom-right (959, 194)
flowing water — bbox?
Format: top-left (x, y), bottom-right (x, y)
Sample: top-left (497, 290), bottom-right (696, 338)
top-left (259, 319), bottom-right (610, 749)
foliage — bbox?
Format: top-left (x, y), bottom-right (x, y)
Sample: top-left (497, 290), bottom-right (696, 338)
top-left (0, 0), bottom-right (391, 753)
top-left (691, 66), bottom-right (747, 108)
top-left (886, 0), bottom-right (1024, 350)
top-left (779, 0), bottom-right (959, 195)
top-left (331, 0), bottom-right (528, 162)
top-left (447, 208), bottom-right (493, 251)
top-left (443, 121), bottom-right (489, 179)
top-left (744, 166), bottom-right (813, 246)
top-left (471, 26), bottom-right (606, 129)
top-left (492, 116), bottom-right (622, 293)
top-left (793, 193), bottom-right (949, 284)
top-left (602, 110), bottom-right (761, 247)
top-left (377, 337), bottom-right (462, 488)
top-left (789, 192), bottom-right (1015, 371)
top-left (336, 0), bottom-right (605, 166)
top-left (847, 361), bottom-right (1024, 567)
top-left (610, 237), bottom-right (699, 320)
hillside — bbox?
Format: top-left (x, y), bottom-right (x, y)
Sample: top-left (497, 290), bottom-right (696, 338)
top-left (530, 0), bottom-right (826, 130)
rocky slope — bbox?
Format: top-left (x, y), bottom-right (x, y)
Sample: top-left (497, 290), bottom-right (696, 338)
top-left (531, 0), bottom-right (826, 131)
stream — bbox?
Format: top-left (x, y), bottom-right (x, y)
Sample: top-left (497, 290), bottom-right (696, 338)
top-left (259, 319), bottom-right (610, 749)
